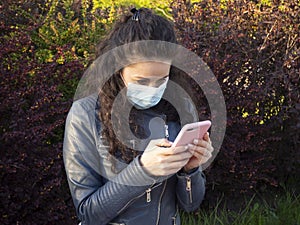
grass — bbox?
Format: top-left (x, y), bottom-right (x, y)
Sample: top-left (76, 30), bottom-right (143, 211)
top-left (181, 191), bottom-right (300, 225)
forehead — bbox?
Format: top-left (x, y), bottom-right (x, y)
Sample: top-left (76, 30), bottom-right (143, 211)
top-left (123, 61), bottom-right (171, 77)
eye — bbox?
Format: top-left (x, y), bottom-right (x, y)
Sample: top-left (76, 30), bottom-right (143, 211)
top-left (156, 76), bottom-right (169, 86)
top-left (136, 79), bottom-right (150, 85)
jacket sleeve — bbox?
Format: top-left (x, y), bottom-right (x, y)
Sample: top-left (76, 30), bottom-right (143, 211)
top-left (175, 167), bottom-right (206, 212)
top-left (63, 100), bottom-right (160, 225)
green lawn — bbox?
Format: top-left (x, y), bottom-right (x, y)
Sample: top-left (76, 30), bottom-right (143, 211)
top-left (181, 191), bottom-right (300, 225)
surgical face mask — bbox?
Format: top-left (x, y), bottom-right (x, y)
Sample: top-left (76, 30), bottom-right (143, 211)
top-left (126, 78), bottom-right (169, 109)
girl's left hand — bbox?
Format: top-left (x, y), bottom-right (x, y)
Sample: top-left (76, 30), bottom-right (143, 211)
top-left (183, 132), bottom-right (214, 172)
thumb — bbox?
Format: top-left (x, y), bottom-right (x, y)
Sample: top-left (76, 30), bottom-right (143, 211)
top-left (156, 138), bottom-right (172, 148)
top-left (145, 138), bottom-right (172, 152)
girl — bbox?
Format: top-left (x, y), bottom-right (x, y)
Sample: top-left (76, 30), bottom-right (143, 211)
top-left (63, 8), bottom-right (214, 225)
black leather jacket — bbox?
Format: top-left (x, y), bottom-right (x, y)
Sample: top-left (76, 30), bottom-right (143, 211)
top-left (63, 94), bottom-right (206, 225)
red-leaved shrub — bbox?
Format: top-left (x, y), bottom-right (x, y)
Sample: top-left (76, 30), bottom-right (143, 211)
top-left (172, 0), bottom-right (299, 205)
top-left (0, 2), bottom-right (83, 224)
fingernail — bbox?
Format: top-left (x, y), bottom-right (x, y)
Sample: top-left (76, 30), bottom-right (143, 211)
top-left (193, 139), bottom-right (198, 144)
top-left (185, 145), bottom-right (188, 150)
top-left (188, 144), bottom-right (193, 148)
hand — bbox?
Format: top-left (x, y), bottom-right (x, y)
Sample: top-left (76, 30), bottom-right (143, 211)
top-left (183, 132), bottom-right (214, 172)
top-left (140, 139), bottom-right (193, 177)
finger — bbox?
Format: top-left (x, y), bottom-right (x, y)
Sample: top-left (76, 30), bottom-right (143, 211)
top-left (169, 145), bottom-right (189, 154)
top-left (205, 133), bottom-right (212, 145)
top-left (195, 142), bottom-right (214, 153)
top-left (156, 138), bottom-right (172, 147)
top-left (193, 149), bottom-right (212, 161)
top-left (209, 145), bottom-right (214, 153)
top-left (203, 132), bottom-right (209, 142)
top-left (151, 152), bottom-right (192, 170)
top-left (189, 144), bottom-right (213, 157)
top-left (171, 150), bottom-right (194, 162)
top-left (192, 139), bottom-right (208, 148)
top-left (196, 153), bottom-right (210, 165)
top-left (193, 139), bottom-right (213, 152)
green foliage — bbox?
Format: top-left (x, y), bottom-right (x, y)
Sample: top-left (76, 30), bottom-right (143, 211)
top-left (259, 0), bottom-right (272, 7)
top-left (92, 0), bottom-right (173, 19)
top-left (31, 0), bottom-right (108, 65)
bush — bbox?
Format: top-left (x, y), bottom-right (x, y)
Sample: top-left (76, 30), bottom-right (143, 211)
top-left (172, 0), bottom-right (300, 203)
top-left (1, 0), bottom-right (299, 223)
top-left (0, 1), bottom-right (109, 224)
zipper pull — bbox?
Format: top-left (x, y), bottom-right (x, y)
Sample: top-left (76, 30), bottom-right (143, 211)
top-left (130, 139), bottom-right (136, 149)
top-left (186, 176), bottom-right (193, 203)
top-left (146, 188), bottom-right (152, 203)
top-left (164, 124), bottom-right (169, 139)
top-left (186, 176), bottom-right (191, 191)
top-left (161, 114), bottom-right (169, 140)
top-left (172, 217), bottom-right (176, 225)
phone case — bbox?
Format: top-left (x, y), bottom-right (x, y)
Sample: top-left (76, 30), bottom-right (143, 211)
top-left (171, 120), bottom-right (211, 147)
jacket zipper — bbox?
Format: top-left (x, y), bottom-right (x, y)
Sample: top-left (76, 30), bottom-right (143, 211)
top-left (171, 205), bottom-right (179, 225)
top-left (186, 176), bottom-right (193, 203)
top-left (117, 182), bottom-right (163, 219)
top-left (117, 182), bottom-right (155, 215)
top-left (145, 182), bottom-right (163, 203)
top-left (155, 180), bottom-right (167, 225)
top-left (164, 124), bottom-right (169, 140)
top-left (146, 187), bottom-right (152, 202)
top-left (161, 114), bottom-right (169, 140)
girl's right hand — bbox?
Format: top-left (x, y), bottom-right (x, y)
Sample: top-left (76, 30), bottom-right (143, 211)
top-left (140, 139), bottom-right (193, 176)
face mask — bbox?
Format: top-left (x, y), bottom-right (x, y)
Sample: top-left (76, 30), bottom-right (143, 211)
top-left (126, 78), bottom-right (169, 109)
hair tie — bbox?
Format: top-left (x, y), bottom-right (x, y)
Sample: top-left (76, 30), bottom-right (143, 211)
top-left (130, 8), bottom-right (140, 21)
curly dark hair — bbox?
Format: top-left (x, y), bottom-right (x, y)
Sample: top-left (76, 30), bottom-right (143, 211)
top-left (96, 8), bottom-right (197, 164)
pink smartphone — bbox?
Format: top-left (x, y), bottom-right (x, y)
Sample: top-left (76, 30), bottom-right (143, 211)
top-left (171, 120), bottom-right (211, 147)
